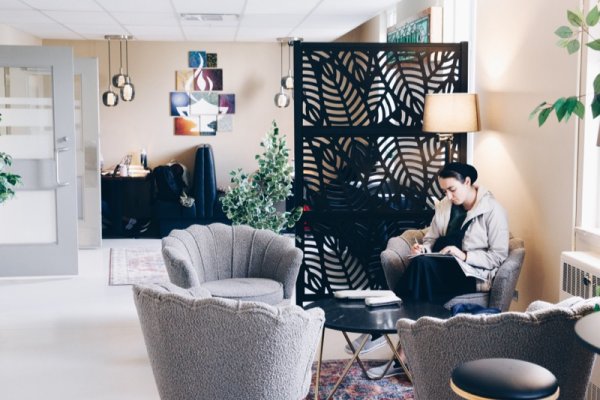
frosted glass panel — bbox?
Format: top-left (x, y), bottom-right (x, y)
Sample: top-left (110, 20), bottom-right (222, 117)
top-left (0, 191), bottom-right (56, 244)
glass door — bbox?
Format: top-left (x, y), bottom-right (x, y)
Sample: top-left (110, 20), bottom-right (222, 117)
top-left (0, 45), bottom-right (78, 276)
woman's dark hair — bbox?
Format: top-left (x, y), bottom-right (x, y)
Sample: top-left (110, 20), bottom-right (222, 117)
top-left (438, 162), bottom-right (478, 184)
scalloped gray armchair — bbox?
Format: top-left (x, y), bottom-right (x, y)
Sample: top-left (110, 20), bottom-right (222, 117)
top-left (396, 297), bottom-right (598, 400)
top-left (381, 228), bottom-right (525, 311)
top-left (161, 223), bottom-right (302, 305)
top-left (133, 283), bottom-right (324, 400)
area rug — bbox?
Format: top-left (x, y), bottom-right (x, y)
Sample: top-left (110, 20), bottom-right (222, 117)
top-left (109, 247), bottom-right (169, 285)
top-left (304, 359), bottom-right (413, 399)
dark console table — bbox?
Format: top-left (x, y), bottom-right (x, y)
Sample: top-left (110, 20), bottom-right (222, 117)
top-left (101, 173), bottom-right (154, 238)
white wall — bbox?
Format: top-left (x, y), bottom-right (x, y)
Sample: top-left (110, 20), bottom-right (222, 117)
top-left (44, 40), bottom-right (294, 189)
top-left (473, 0), bottom-right (580, 306)
top-left (0, 24), bottom-right (41, 46)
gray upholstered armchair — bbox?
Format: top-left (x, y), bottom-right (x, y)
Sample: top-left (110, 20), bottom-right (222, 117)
top-left (396, 297), bottom-right (598, 400)
top-left (381, 228), bottom-right (525, 311)
top-left (133, 283), bottom-right (325, 400)
top-left (162, 223), bottom-right (302, 304)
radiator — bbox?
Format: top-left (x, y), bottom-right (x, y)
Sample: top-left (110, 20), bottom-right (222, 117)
top-left (560, 251), bottom-right (600, 400)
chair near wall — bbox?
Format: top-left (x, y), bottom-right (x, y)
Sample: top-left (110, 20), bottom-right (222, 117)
top-left (380, 228), bottom-right (525, 311)
top-left (154, 144), bottom-right (226, 237)
top-left (161, 223), bottom-right (302, 305)
top-left (133, 283), bottom-right (324, 400)
top-left (396, 297), bottom-right (598, 400)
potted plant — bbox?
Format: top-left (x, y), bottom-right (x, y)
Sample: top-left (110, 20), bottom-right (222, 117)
top-left (0, 114), bottom-right (22, 204)
top-left (220, 121), bottom-right (302, 233)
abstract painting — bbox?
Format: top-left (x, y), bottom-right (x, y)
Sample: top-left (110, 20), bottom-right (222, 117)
top-left (170, 92), bottom-right (190, 116)
top-left (194, 68), bottom-right (223, 91)
top-left (218, 94), bottom-right (235, 114)
top-left (217, 114), bottom-right (233, 132)
top-left (200, 115), bottom-right (217, 136)
top-left (189, 92), bottom-right (219, 115)
top-left (188, 51), bottom-right (207, 68)
top-left (174, 116), bottom-right (200, 136)
top-left (207, 53), bottom-right (218, 67)
top-left (176, 70), bottom-right (194, 91)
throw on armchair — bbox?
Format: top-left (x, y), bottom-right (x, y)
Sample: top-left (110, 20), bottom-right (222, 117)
top-left (381, 228), bottom-right (525, 311)
top-left (162, 223), bottom-right (302, 304)
top-left (154, 144), bottom-right (226, 237)
top-left (396, 296), bottom-right (599, 400)
top-left (133, 283), bottom-right (325, 400)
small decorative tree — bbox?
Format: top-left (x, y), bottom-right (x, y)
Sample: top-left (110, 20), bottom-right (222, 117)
top-left (0, 113), bottom-right (22, 204)
top-left (530, 5), bottom-right (600, 125)
top-left (220, 121), bottom-right (302, 233)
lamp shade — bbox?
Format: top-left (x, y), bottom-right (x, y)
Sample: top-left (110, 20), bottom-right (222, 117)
top-left (422, 93), bottom-right (480, 133)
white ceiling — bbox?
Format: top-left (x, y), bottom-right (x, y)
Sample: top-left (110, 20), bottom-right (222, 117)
top-left (0, 0), bottom-right (398, 42)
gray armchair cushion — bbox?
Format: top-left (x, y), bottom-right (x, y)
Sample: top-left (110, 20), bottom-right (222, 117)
top-left (200, 277), bottom-right (284, 304)
top-left (397, 297), bottom-right (598, 400)
top-left (162, 223), bottom-right (302, 304)
top-left (380, 228), bottom-right (525, 311)
top-left (133, 283), bottom-right (325, 400)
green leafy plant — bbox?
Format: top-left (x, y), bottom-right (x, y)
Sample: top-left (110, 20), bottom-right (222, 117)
top-left (530, 5), bottom-right (600, 125)
top-left (0, 153), bottom-right (21, 204)
top-left (220, 121), bottom-right (302, 233)
top-left (0, 114), bottom-right (22, 204)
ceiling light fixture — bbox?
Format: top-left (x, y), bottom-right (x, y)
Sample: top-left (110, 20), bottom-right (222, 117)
top-left (281, 37), bottom-right (302, 90)
top-left (180, 13), bottom-right (239, 23)
top-left (103, 35), bottom-right (135, 105)
top-left (101, 37), bottom-right (118, 107)
top-left (274, 39), bottom-right (290, 108)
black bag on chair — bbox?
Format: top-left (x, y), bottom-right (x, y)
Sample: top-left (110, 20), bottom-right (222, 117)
top-left (154, 165), bottom-right (186, 202)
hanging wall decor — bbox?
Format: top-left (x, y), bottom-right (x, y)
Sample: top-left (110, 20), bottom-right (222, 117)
top-left (171, 50), bottom-right (235, 136)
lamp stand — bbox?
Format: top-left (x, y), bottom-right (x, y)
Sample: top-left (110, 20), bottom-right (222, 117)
top-left (437, 133), bottom-right (455, 164)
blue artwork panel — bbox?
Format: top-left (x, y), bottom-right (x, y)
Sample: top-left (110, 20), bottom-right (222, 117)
top-left (170, 92), bottom-right (190, 116)
top-left (189, 51), bottom-right (207, 68)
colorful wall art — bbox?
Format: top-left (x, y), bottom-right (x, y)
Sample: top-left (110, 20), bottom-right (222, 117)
top-left (172, 50), bottom-right (235, 136)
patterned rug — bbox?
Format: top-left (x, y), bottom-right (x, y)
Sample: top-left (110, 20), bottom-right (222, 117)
top-left (304, 359), bottom-right (413, 399)
top-left (109, 247), bottom-right (169, 285)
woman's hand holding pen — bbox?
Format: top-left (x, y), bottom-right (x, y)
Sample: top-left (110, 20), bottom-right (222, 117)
top-left (411, 238), bottom-right (424, 255)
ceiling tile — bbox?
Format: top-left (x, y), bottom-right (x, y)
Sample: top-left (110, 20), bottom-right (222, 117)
top-left (96, 0), bottom-right (173, 13)
top-left (22, 0), bottom-right (103, 11)
top-left (0, 0), bottom-right (30, 10)
top-left (44, 11), bottom-right (117, 25)
top-left (0, 10), bottom-right (55, 24)
top-left (171, 0), bottom-right (246, 14)
top-left (112, 12), bottom-right (179, 26)
top-left (244, 0), bottom-right (320, 14)
top-left (239, 14), bottom-right (304, 29)
top-left (314, 0), bottom-right (398, 15)
top-left (126, 25), bottom-right (183, 38)
top-left (15, 23), bottom-right (82, 39)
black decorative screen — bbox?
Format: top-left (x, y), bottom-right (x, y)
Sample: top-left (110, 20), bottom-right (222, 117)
top-left (294, 42), bottom-right (469, 304)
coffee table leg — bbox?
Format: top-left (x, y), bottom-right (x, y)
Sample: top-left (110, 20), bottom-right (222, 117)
top-left (325, 333), bottom-right (370, 400)
top-left (384, 334), bottom-right (413, 383)
top-left (314, 326), bottom-right (325, 400)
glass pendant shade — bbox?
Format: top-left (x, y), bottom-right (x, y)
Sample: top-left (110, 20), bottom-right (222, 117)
top-left (102, 90), bottom-right (119, 107)
top-left (274, 87), bottom-right (290, 108)
top-left (121, 76), bottom-right (135, 101)
top-left (281, 72), bottom-right (293, 90)
top-left (112, 70), bottom-right (127, 88)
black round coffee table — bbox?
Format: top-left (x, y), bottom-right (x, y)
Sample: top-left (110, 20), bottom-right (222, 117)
top-left (305, 298), bottom-right (451, 400)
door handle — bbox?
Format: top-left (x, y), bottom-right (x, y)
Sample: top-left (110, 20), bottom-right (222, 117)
top-left (55, 146), bottom-right (70, 187)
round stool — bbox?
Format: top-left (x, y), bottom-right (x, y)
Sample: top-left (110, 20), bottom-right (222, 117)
top-left (450, 358), bottom-right (559, 400)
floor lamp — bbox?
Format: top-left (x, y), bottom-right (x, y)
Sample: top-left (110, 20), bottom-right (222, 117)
top-left (422, 93), bottom-right (481, 164)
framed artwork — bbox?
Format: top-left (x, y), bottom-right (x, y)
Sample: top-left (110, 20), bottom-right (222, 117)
top-left (218, 94), bottom-right (235, 114)
top-left (200, 114), bottom-right (217, 136)
top-left (189, 51), bottom-right (207, 68)
top-left (193, 68), bottom-right (223, 91)
top-left (174, 116), bottom-right (200, 136)
top-left (170, 92), bottom-right (190, 116)
top-left (176, 70), bottom-right (194, 91)
top-left (207, 53), bottom-right (218, 68)
top-left (387, 7), bottom-right (442, 43)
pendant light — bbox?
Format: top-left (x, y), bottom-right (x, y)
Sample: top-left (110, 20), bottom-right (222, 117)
top-left (120, 38), bottom-right (135, 102)
top-left (102, 37), bottom-right (118, 107)
top-left (281, 38), bottom-right (302, 90)
top-left (112, 39), bottom-right (127, 88)
top-left (274, 39), bottom-right (290, 108)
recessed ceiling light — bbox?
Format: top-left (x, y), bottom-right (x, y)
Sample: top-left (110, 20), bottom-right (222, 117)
top-left (180, 13), bottom-right (239, 23)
